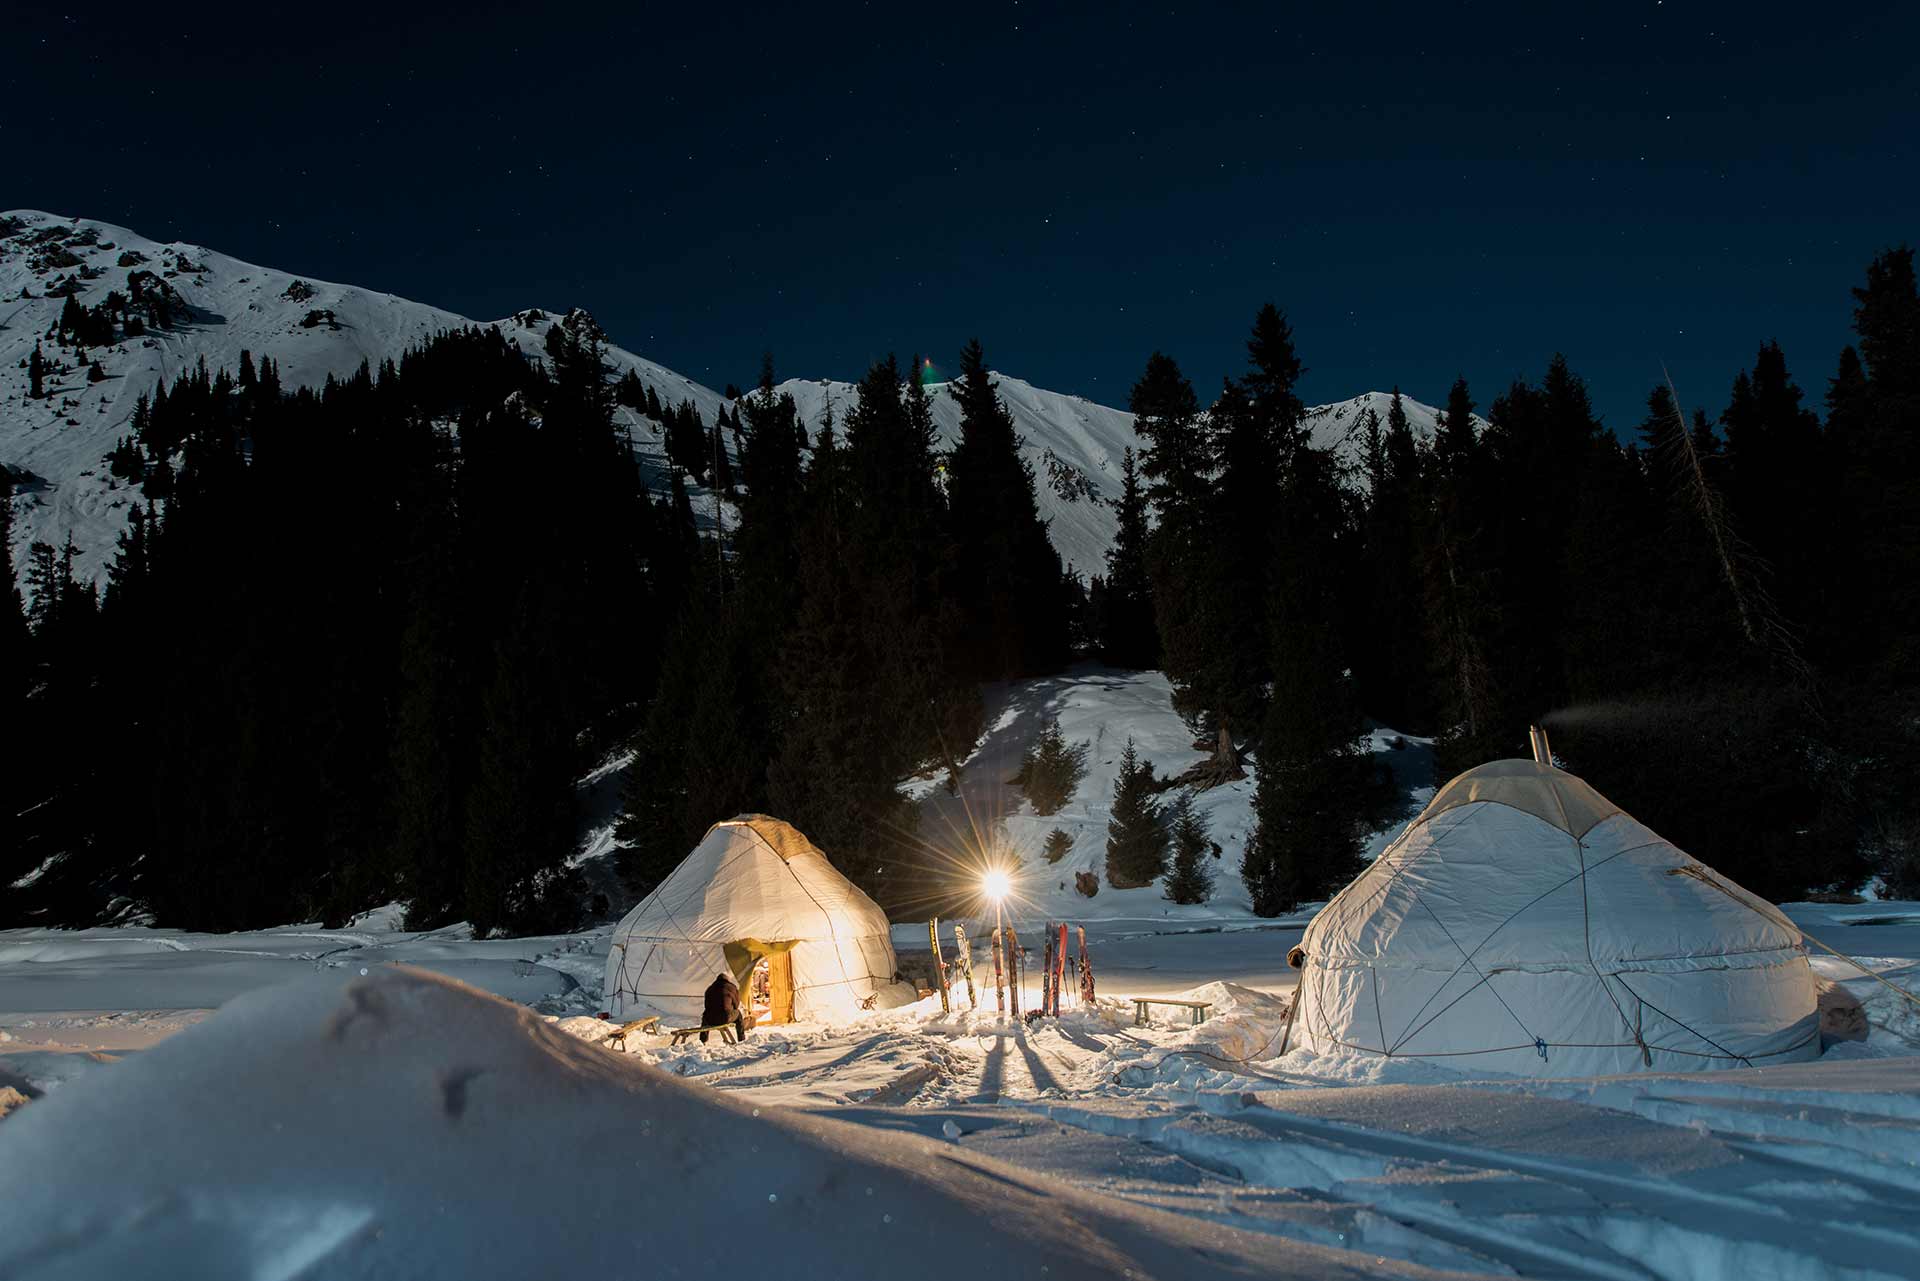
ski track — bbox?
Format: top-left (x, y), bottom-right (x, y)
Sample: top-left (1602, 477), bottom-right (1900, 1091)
top-left (608, 992), bottom-right (1920, 1281)
top-left (6, 902), bottom-right (1918, 1279)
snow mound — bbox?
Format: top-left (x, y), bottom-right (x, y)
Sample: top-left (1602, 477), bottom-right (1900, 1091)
top-left (0, 964), bottom-right (1385, 1279)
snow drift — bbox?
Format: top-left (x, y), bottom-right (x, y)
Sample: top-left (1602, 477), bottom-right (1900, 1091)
top-left (0, 964), bottom-right (1418, 1279)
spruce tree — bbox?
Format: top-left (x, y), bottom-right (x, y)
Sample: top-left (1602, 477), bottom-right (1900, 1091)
top-left (1163, 792), bottom-right (1213, 904)
top-left (1012, 717), bottom-right (1086, 816)
top-left (462, 587), bottom-right (577, 937)
top-left (1130, 355), bottom-right (1211, 716)
top-left (28, 343), bottom-right (44, 399)
top-left (1099, 446), bottom-right (1157, 667)
top-left (1420, 375), bottom-right (1502, 776)
top-left (1105, 738), bottom-right (1168, 888)
top-left (1358, 388), bottom-right (1430, 730)
top-left (946, 339), bottom-right (1069, 677)
top-left (1433, 377), bottom-right (1476, 469)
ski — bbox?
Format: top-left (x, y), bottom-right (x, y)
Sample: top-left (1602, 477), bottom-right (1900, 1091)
top-left (1042, 926), bottom-right (1056, 1018)
top-left (991, 926), bottom-right (1006, 1016)
top-left (953, 922), bottom-right (978, 1011)
top-left (1005, 924), bottom-right (1023, 1019)
top-left (1054, 922), bottom-right (1069, 1014)
top-left (928, 917), bottom-right (951, 1015)
top-left (1079, 925), bottom-right (1095, 1003)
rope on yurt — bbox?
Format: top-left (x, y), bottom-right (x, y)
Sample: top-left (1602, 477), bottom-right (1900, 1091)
top-left (1377, 898), bottom-right (1542, 1056)
top-left (1609, 974), bottom-right (1753, 1066)
top-left (1377, 840), bottom-right (1651, 1056)
top-left (1276, 961), bottom-right (1304, 1056)
top-left (1677, 863), bottom-right (1920, 1012)
top-left (1575, 832), bottom-right (1655, 1066)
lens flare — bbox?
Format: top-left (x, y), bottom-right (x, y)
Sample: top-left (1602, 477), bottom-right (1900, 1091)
top-left (982, 869), bottom-right (1012, 903)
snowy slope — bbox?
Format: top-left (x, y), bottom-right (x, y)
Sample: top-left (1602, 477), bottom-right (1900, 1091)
top-left (0, 210), bottom-right (731, 586)
top-left (911, 664), bottom-right (1433, 927)
top-left (2, 209), bottom-right (1469, 588)
top-left (774, 373), bottom-right (1137, 579)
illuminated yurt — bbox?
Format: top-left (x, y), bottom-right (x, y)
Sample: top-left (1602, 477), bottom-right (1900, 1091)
top-left (605, 815), bottom-right (916, 1024)
top-left (1288, 737), bottom-right (1820, 1075)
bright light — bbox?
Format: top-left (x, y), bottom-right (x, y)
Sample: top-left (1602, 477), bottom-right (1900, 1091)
top-left (982, 869), bottom-right (1012, 903)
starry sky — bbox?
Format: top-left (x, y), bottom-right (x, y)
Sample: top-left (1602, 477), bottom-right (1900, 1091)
top-left (9, 1), bottom-right (1916, 427)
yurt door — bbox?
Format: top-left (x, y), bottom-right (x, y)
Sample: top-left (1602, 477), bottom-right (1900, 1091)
top-left (768, 951), bottom-right (795, 1023)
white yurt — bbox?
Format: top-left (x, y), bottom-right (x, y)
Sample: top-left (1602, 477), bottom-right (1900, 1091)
top-left (1289, 740), bottom-right (1820, 1075)
top-left (605, 815), bottom-right (915, 1025)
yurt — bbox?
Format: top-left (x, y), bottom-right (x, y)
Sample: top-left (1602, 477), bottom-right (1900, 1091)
top-left (1288, 738), bottom-right (1820, 1075)
top-left (605, 815), bottom-right (915, 1025)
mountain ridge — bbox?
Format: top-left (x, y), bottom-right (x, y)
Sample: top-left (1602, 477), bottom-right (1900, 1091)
top-left (2, 209), bottom-right (1464, 584)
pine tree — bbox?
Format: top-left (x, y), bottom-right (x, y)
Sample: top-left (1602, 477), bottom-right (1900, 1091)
top-left (1834, 250), bottom-right (1920, 680)
top-left (1420, 375), bottom-right (1502, 776)
top-left (766, 403), bottom-right (908, 891)
top-left (1356, 389), bottom-right (1430, 730)
top-left (1012, 717), bottom-right (1086, 816)
top-left (28, 343), bottom-right (44, 400)
top-left (1433, 377), bottom-right (1476, 469)
top-left (1359, 406), bottom-right (1386, 495)
top-left (1099, 446), bottom-right (1157, 667)
top-left (1245, 403), bottom-right (1374, 917)
top-left (617, 591), bottom-right (772, 897)
top-left (0, 470), bottom-right (24, 677)
top-left (1130, 353), bottom-right (1222, 732)
top-left (1719, 341), bottom-right (1826, 633)
top-left (1163, 792), bottom-right (1213, 904)
top-left (1129, 352), bottom-right (1212, 514)
top-left (462, 587), bottom-right (578, 937)
top-left (946, 339), bottom-right (1069, 677)
top-left (1105, 738), bottom-right (1167, 888)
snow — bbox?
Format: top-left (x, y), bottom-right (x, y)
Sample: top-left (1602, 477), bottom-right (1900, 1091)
top-left (909, 663), bottom-right (1431, 927)
top-left (0, 964), bottom-right (1430, 1280)
top-left (1, 901), bottom-right (1915, 1278)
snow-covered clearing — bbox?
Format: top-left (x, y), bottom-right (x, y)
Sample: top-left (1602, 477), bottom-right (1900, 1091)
top-left (3, 902), bottom-right (1916, 1279)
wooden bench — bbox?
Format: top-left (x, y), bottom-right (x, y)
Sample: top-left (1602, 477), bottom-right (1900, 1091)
top-left (1132, 997), bottom-right (1213, 1028)
top-left (669, 1023), bottom-right (739, 1047)
top-left (602, 1016), bottom-right (660, 1052)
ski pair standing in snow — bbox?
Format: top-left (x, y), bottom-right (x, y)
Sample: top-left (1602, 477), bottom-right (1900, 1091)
top-left (991, 926), bottom-right (1005, 1015)
top-left (1042, 928), bottom-right (1055, 1016)
top-left (928, 918), bottom-right (951, 1014)
top-left (1005, 924), bottom-right (1023, 1018)
top-left (953, 922), bottom-right (978, 1011)
top-left (1078, 926), bottom-right (1095, 1003)
top-left (1053, 922), bottom-right (1069, 1014)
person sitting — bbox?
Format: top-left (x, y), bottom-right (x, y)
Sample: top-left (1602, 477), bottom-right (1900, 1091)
top-left (700, 971), bottom-right (749, 1043)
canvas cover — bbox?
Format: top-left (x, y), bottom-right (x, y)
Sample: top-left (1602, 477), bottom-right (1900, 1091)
top-left (606, 815), bottom-right (915, 1023)
top-left (1292, 760), bottom-right (1820, 1076)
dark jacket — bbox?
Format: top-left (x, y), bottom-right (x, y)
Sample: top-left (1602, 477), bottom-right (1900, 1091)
top-left (701, 973), bottom-right (741, 1028)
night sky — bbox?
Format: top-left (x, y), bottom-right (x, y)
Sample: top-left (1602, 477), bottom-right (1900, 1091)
top-left (9, 1), bottom-right (1916, 426)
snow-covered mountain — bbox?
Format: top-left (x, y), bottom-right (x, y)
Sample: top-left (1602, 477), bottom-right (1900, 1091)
top-left (2, 209), bottom-right (1462, 586)
top-left (0, 211), bottom-right (728, 586)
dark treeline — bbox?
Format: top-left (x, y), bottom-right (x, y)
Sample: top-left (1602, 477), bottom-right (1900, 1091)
top-left (3, 250), bottom-right (1915, 932)
top-left (3, 315), bottom-right (691, 933)
top-left (1102, 252), bottom-right (1919, 910)
top-left (0, 327), bottom-right (1074, 931)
